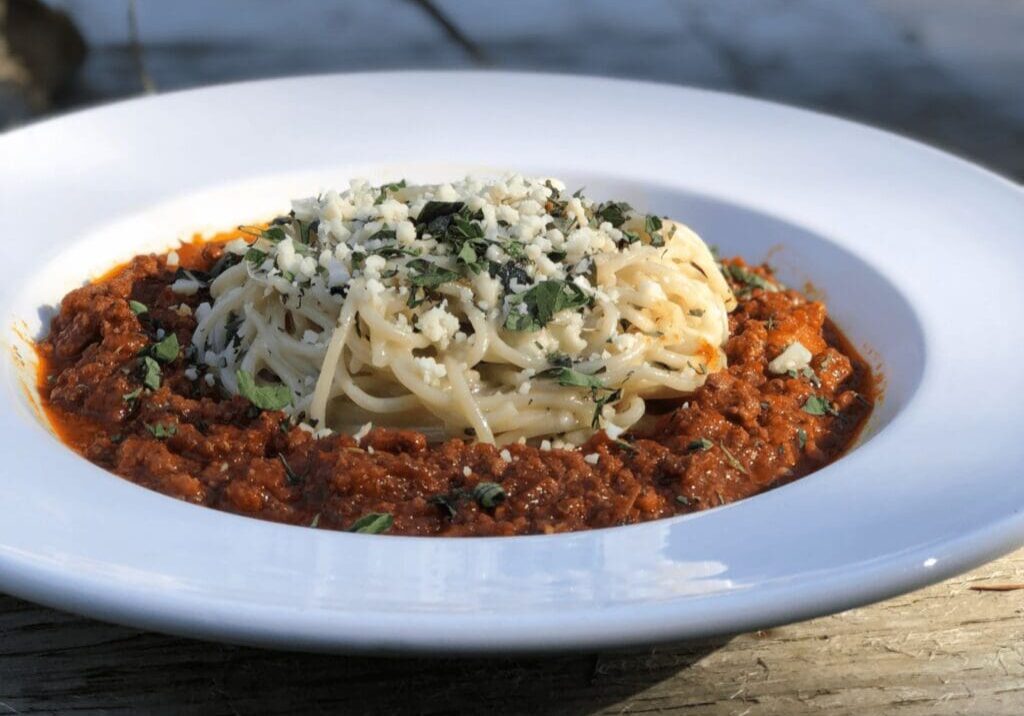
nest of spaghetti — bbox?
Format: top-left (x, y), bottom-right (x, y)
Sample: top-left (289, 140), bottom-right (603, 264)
top-left (193, 176), bottom-right (737, 446)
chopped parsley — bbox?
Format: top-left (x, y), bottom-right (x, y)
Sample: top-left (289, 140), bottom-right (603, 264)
top-left (407, 259), bottom-right (459, 288)
top-left (406, 259), bottom-right (460, 307)
top-left (591, 389), bottom-right (622, 428)
top-left (150, 333), bottom-right (179, 363)
top-left (295, 218), bottom-right (318, 245)
top-left (244, 247), bottom-right (267, 264)
top-left (349, 512), bottom-right (393, 534)
top-left (801, 395), bottom-right (837, 416)
top-left (536, 365), bottom-right (620, 428)
top-left (489, 260), bottom-right (532, 293)
top-left (456, 240), bottom-right (485, 274)
top-left (145, 422), bottom-right (177, 439)
top-left (472, 482), bottom-right (507, 509)
top-left (262, 226), bottom-right (286, 242)
top-left (594, 200), bottom-right (632, 228)
top-left (374, 179), bottom-right (406, 204)
top-left (278, 454), bottom-right (301, 486)
top-left (373, 245), bottom-right (419, 260)
top-left (617, 230), bottom-right (640, 249)
top-left (538, 366), bottom-right (606, 391)
top-left (128, 300), bottom-right (148, 315)
top-left (366, 228), bottom-right (397, 244)
top-left (236, 369), bottom-right (292, 411)
top-left (141, 356), bottom-right (161, 390)
top-left (687, 438), bottom-right (713, 452)
top-left (501, 240), bottom-right (526, 260)
top-left (717, 442), bottom-right (750, 475)
top-left (787, 366), bottom-right (821, 387)
top-left (644, 215), bottom-right (664, 247)
top-left (122, 387), bottom-right (142, 403)
top-left (416, 201), bottom-right (464, 226)
top-left (725, 264), bottom-right (774, 294)
top-left (545, 352), bottom-right (574, 369)
top-left (504, 280), bottom-right (590, 332)
top-left (797, 428), bottom-right (808, 450)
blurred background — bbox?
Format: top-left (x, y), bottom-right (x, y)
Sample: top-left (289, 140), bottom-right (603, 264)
top-left (1, 0), bottom-right (1022, 178)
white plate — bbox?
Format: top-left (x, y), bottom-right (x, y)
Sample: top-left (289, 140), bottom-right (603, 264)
top-left (1, 72), bottom-right (1023, 654)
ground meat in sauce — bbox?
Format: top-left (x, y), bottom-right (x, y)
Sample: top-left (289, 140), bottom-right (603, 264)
top-left (37, 241), bottom-right (875, 536)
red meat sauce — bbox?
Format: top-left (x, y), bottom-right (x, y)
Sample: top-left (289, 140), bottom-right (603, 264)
top-left (37, 234), bottom-right (875, 537)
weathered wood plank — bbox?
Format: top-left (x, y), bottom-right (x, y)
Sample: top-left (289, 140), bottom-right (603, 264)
top-left (0, 551), bottom-right (1022, 714)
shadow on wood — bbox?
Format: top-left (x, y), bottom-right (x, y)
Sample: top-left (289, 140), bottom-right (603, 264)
top-left (0, 593), bottom-right (729, 715)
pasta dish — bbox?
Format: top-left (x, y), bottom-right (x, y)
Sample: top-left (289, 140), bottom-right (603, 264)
top-left (36, 175), bottom-right (875, 536)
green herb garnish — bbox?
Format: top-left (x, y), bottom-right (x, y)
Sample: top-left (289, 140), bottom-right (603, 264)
top-left (645, 215), bottom-right (664, 247)
top-left (801, 395), bottom-right (836, 416)
top-left (788, 366), bottom-right (821, 388)
top-left (504, 280), bottom-right (590, 332)
top-left (797, 428), bottom-right (808, 450)
top-left (236, 369), bottom-right (292, 411)
top-left (594, 201), bottom-right (632, 228)
top-left (244, 247), bottom-right (267, 264)
top-left (617, 230), bottom-right (640, 249)
top-left (416, 201), bottom-right (464, 226)
top-left (373, 245), bottom-right (419, 260)
top-left (407, 259), bottom-right (459, 288)
top-left (150, 333), bottom-right (179, 363)
top-left (128, 300), bottom-right (148, 315)
top-left (296, 218), bottom-right (319, 245)
top-left (725, 264), bottom-right (774, 294)
top-left (141, 356), bottom-right (161, 390)
top-left (122, 387), bottom-right (142, 403)
top-left (406, 259), bottom-right (460, 307)
top-left (501, 240), bottom-right (526, 259)
top-left (374, 179), bottom-right (406, 204)
top-left (717, 442), bottom-right (750, 475)
top-left (538, 366), bottom-right (606, 391)
top-left (146, 422), bottom-right (177, 439)
top-left (591, 389), bottom-right (622, 428)
top-left (456, 240), bottom-right (485, 274)
top-left (278, 454), bottom-right (301, 486)
top-left (537, 365), bottom-right (620, 428)
top-left (687, 438), bottom-right (713, 452)
top-left (349, 512), bottom-right (394, 534)
top-left (546, 352), bottom-right (574, 369)
top-left (472, 482), bottom-right (507, 509)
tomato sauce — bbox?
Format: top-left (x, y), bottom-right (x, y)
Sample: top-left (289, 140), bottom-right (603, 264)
top-left (37, 239), bottom-right (875, 536)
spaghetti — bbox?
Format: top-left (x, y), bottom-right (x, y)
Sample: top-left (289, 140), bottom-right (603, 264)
top-left (191, 176), bottom-right (736, 445)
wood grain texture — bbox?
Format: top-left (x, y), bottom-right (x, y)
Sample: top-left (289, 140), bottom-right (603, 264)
top-left (1, 550), bottom-right (1022, 715)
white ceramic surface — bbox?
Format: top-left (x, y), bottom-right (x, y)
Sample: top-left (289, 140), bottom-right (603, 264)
top-left (1, 72), bottom-right (1022, 654)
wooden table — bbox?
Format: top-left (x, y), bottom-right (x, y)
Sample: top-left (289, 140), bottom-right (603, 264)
top-left (2, 550), bottom-right (1021, 714)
